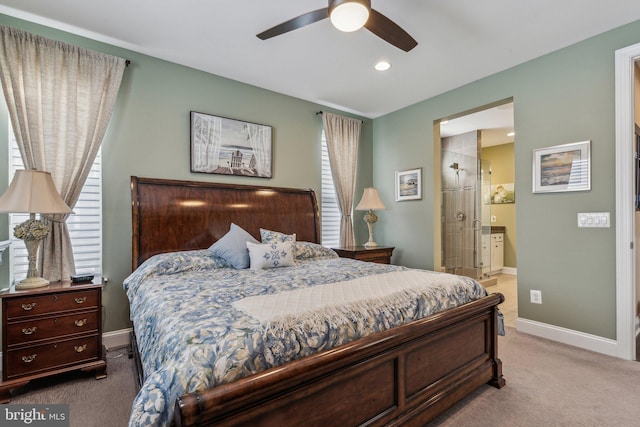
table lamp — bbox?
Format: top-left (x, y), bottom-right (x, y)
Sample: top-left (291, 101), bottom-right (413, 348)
top-left (0, 170), bottom-right (72, 289)
top-left (355, 187), bottom-right (385, 248)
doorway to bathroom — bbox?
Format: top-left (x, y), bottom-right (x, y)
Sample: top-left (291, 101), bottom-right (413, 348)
top-left (435, 99), bottom-right (518, 326)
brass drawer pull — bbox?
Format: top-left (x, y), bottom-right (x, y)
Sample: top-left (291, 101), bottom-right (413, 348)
top-left (74, 319), bottom-right (87, 327)
top-left (74, 344), bottom-right (87, 353)
top-left (22, 327), bottom-right (37, 335)
top-left (74, 297), bottom-right (87, 304)
top-left (21, 303), bottom-right (37, 311)
top-left (22, 354), bottom-right (37, 363)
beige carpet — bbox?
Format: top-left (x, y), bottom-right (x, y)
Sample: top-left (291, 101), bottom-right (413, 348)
top-left (430, 327), bottom-right (640, 426)
top-left (7, 327), bottom-right (640, 426)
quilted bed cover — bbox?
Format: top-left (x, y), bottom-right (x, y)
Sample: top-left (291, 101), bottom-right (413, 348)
top-left (123, 244), bottom-right (487, 426)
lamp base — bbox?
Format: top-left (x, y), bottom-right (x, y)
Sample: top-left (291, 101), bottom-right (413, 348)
top-left (15, 276), bottom-right (50, 290)
top-left (363, 210), bottom-right (379, 249)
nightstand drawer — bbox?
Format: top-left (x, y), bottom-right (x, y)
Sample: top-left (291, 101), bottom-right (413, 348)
top-left (6, 289), bottom-right (98, 319)
top-left (5, 335), bottom-right (100, 379)
top-left (352, 251), bottom-right (391, 263)
top-left (6, 311), bottom-right (99, 347)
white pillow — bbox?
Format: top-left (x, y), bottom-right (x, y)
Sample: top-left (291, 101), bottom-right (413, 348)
top-left (247, 241), bottom-right (295, 270)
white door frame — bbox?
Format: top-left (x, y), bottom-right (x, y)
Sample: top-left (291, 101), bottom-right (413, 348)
top-left (614, 42), bottom-right (640, 360)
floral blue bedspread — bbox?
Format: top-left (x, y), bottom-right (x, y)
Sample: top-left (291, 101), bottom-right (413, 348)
top-left (123, 243), bottom-right (486, 426)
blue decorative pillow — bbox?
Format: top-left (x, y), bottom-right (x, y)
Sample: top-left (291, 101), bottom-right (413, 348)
top-left (247, 241), bottom-right (295, 270)
top-left (208, 223), bottom-right (259, 269)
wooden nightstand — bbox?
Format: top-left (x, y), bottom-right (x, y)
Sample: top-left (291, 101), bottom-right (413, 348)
top-left (333, 246), bottom-right (395, 264)
top-left (0, 280), bottom-right (107, 402)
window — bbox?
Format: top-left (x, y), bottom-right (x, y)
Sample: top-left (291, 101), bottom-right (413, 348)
top-left (321, 131), bottom-right (340, 247)
top-left (8, 128), bottom-right (102, 282)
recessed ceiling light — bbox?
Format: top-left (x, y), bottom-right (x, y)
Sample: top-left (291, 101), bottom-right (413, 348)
top-left (375, 61), bottom-right (391, 71)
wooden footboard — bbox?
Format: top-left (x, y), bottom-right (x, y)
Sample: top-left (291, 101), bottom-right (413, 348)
top-left (175, 292), bottom-right (505, 427)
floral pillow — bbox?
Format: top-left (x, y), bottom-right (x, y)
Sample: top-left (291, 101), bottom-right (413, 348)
top-left (293, 241), bottom-right (339, 260)
top-left (260, 228), bottom-right (296, 244)
top-left (246, 241), bottom-right (295, 270)
top-left (123, 250), bottom-right (228, 292)
top-left (259, 228), bottom-right (339, 260)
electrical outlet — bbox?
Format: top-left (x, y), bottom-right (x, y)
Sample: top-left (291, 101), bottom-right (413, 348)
top-left (530, 290), bottom-right (542, 304)
top-left (491, 215), bottom-right (497, 223)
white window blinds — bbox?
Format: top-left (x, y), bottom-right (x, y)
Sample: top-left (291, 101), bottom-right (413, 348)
top-left (8, 130), bottom-right (102, 282)
top-left (321, 131), bottom-right (340, 248)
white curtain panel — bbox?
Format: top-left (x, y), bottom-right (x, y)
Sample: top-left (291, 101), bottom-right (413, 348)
top-left (322, 112), bottom-right (362, 247)
top-left (0, 26), bottom-right (126, 281)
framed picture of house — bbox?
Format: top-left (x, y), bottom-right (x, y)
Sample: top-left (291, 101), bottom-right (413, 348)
top-left (395, 167), bottom-right (422, 201)
top-left (532, 141), bottom-right (590, 193)
top-left (190, 111), bottom-right (272, 178)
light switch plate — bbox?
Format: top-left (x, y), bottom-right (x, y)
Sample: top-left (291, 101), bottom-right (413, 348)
top-left (577, 212), bottom-right (610, 228)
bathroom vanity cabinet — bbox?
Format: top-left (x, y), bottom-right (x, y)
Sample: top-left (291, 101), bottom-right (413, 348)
top-left (490, 233), bottom-right (504, 274)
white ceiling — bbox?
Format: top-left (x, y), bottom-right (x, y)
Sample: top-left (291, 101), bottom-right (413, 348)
top-left (1, 1), bottom-right (640, 120)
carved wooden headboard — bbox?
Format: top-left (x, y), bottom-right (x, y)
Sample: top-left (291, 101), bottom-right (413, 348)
top-left (131, 176), bottom-right (320, 270)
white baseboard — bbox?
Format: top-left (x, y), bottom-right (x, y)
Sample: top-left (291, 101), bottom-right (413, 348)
top-left (516, 318), bottom-right (618, 357)
top-left (502, 267), bottom-right (517, 275)
top-left (103, 328), bottom-right (133, 350)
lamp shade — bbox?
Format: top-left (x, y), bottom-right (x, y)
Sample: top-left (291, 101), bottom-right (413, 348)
top-left (356, 187), bottom-right (385, 211)
top-left (329, 0), bottom-right (370, 32)
top-left (0, 170), bottom-right (72, 214)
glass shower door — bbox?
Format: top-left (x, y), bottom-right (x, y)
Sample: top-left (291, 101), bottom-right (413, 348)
top-left (440, 149), bottom-right (491, 280)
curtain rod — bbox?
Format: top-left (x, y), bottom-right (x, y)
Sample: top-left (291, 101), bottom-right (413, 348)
top-left (315, 111), bottom-right (364, 124)
top-left (125, 60), bottom-right (131, 66)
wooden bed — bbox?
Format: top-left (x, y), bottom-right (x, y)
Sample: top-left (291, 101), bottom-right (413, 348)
top-left (130, 176), bottom-right (505, 427)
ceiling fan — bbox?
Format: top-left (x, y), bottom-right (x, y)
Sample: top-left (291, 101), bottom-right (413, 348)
top-left (257, 0), bottom-right (418, 52)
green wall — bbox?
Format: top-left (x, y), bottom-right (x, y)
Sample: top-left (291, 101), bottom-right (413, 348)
top-left (373, 20), bottom-right (640, 340)
top-left (482, 142), bottom-right (516, 268)
top-left (0, 15), bottom-right (373, 333)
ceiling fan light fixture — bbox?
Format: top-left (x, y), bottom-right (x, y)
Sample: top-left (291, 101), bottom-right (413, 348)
top-left (329, 0), bottom-right (371, 32)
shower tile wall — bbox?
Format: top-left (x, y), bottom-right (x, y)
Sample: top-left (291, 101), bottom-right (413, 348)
top-left (441, 130), bottom-right (481, 278)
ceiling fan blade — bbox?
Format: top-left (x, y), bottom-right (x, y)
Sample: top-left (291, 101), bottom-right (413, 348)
top-left (257, 8), bottom-right (330, 40)
top-left (365, 9), bottom-right (418, 52)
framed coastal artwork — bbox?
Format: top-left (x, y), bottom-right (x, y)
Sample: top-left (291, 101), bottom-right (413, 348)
top-left (190, 111), bottom-right (272, 178)
top-left (395, 167), bottom-right (422, 201)
top-left (532, 141), bottom-right (590, 193)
